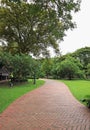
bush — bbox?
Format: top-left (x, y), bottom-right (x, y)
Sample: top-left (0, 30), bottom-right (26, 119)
top-left (57, 57), bottom-right (84, 80)
top-left (0, 52), bottom-right (38, 82)
top-left (82, 95), bottom-right (90, 108)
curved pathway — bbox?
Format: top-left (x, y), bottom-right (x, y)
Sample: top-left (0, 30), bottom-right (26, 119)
top-left (0, 79), bottom-right (90, 130)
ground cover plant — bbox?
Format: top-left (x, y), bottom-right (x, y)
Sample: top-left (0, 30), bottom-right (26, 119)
top-left (0, 79), bottom-right (45, 113)
top-left (62, 80), bottom-right (90, 107)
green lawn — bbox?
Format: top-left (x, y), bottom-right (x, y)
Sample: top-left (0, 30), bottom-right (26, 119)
top-left (61, 80), bottom-right (90, 105)
top-left (0, 79), bottom-right (45, 113)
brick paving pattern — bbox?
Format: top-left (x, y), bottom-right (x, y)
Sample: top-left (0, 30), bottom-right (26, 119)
top-left (0, 79), bottom-right (90, 130)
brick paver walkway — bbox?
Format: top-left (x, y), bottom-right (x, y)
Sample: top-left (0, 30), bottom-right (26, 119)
top-left (0, 79), bottom-right (90, 130)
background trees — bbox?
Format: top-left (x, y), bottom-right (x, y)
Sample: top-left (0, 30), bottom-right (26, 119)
top-left (56, 57), bottom-right (84, 80)
top-left (72, 47), bottom-right (90, 78)
top-left (0, 47), bottom-right (90, 81)
top-left (40, 58), bottom-right (53, 78)
top-left (87, 63), bottom-right (90, 78)
top-left (72, 47), bottom-right (90, 68)
top-left (0, 52), bottom-right (39, 81)
top-left (40, 47), bottom-right (90, 80)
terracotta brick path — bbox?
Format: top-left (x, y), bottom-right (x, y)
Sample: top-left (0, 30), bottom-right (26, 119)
top-left (0, 79), bottom-right (90, 130)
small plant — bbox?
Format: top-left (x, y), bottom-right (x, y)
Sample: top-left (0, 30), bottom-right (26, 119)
top-left (82, 95), bottom-right (90, 108)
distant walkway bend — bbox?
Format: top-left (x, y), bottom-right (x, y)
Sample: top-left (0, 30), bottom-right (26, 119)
top-left (0, 79), bottom-right (90, 130)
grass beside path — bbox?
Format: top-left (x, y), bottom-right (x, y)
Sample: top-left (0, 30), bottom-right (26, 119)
top-left (61, 80), bottom-right (90, 105)
top-left (0, 79), bottom-right (45, 114)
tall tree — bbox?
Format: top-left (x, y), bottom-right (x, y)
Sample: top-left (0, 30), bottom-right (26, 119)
top-left (72, 47), bottom-right (90, 76)
top-left (41, 58), bottom-right (53, 78)
top-left (55, 56), bottom-right (84, 80)
top-left (0, 0), bottom-right (81, 56)
top-left (72, 47), bottom-right (90, 66)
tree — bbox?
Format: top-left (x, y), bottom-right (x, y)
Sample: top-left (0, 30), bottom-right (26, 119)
top-left (53, 56), bottom-right (84, 80)
top-left (72, 47), bottom-right (90, 77)
top-left (41, 58), bottom-right (53, 78)
top-left (0, 52), bottom-right (35, 81)
top-left (11, 54), bottom-right (33, 81)
top-left (51, 57), bottom-right (60, 79)
top-left (0, 52), bottom-right (13, 71)
top-left (86, 63), bottom-right (90, 78)
top-left (0, 0), bottom-right (81, 56)
top-left (72, 47), bottom-right (90, 67)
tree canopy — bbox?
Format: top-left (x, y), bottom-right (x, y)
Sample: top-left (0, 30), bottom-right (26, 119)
top-left (0, 0), bottom-right (81, 56)
top-left (39, 47), bottom-right (90, 80)
top-left (72, 47), bottom-right (90, 67)
top-left (51, 56), bottom-right (84, 80)
top-left (0, 52), bottom-right (39, 81)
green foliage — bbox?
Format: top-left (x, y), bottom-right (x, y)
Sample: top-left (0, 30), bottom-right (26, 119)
top-left (72, 47), bottom-right (90, 67)
top-left (51, 61), bottom-right (59, 79)
top-left (86, 63), bottom-right (90, 78)
top-left (82, 98), bottom-right (90, 108)
top-left (0, 0), bottom-right (81, 56)
top-left (71, 47), bottom-right (90, 78)
top-left (38, 47), bottom-right (90, 80)
top-left (0, 52), bottom-right (13, 70)
top-left (41, 58), bottom-right (53, 78)
top-left (52, 56), bottom-right (84, 80)
top-left (0, 79), bottom-right (45, 113)
top-left (0, 52), bottom-right (39, 81)
top-left (59, 61), bottom-right (77, 79)
top-left (11, 54), bottom-right (33, 81)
